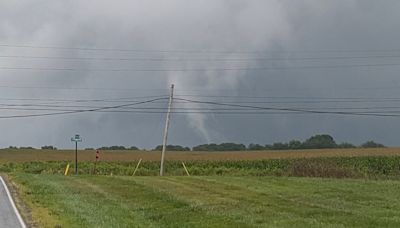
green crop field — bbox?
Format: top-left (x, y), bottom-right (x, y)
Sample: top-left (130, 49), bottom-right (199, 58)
top-left (9, 174), bottom-right (400, 228)
top-left (3, 156), bottom-right (400, 178)
top-left (2, 148), bottom-right (400, 163)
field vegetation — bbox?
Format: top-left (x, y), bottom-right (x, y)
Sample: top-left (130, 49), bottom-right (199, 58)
top-left (3, 147), bottom-right (400, 227)
top-left (1, 147), bottom-right (400, 163)
top-left (2, 156), bottom-right (400, 179)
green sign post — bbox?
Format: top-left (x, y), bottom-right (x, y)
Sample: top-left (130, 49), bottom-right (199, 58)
top-left (71, 134), bottom-right (82, 174)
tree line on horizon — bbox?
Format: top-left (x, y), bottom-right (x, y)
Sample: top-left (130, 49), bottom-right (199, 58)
top-left (189, 135), bottom-right (385, 151)
top-left (3, 134), bottom-right (385, 151)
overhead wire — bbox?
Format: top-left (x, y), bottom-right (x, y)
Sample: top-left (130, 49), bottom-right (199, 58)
top-left (0, 95), bottom-right (167, 102)
top-left (2, 43), bottom-right (400, 118)
top-left (1, 62), bottom-right (400, 72)
top-left (2, 43), bottom-right (400, 54)
top-left (174, 94), bottom-right (400, 100)
top-left (6, 95), bottom-right (400, 103)
top-left (2, 44), bottom-right (400, 73)
top-left (2, 107), bottom-right (400, 116)
top-left (5, 94), bottom-right (400, 110)
top-left (3, 97), bottom-right (400, 118)
top-left (2, 84), bottom-right (400, 93)
top-left (0, 85), bottom-right (171, 92)
top-left (3, 106), bottom-right (400, 112)
top-left (2, 54), bottom-right (400, 62)
top-left (173, 97), bottom-right (400, 117)
top-left (0, 97), bottom-right (168, 119)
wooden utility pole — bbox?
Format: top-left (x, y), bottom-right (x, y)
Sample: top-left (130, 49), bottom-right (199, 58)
top-left (160, 84), bottom-right (174, 176)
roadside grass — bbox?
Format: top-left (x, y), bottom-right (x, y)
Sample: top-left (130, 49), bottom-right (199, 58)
top-left (10, 173), bottom-right (400, 228)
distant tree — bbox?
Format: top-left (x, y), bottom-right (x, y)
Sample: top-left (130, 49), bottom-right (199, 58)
top-left (302, 134), bottom-right (337, 149)
top-left (193, 143), bottom-right (218, 151)
top-left (337, 142), bottom-right (356, 149)
top-left (153, 145), bottom-right (190, 151)
top-left (95, 146), bottom-right (139, 151)
top-left (85, 148), bottom-right (94, 150)
top-left (112, 146), bottom-right (127, 150)
top-left (41, 145), bottom-right (57, 150)
top-left (153, 145), bottom-right (162, 151)
top-left (248, 143), bottom-right (265, 150)
top-left (8, 146), bottom-right (18, 149)
top-left (264, 144), bottom-right (273, 150)
top-left (271, 142), bottom-right (289, 150)
top-left (288, 140), bottom-right (302, 150)
top-left (204, 143), bottom-right (219, 151)
top-left (193, 143), bottom-right (245, 151)
top-left (19, 146), bottom-right (36, 150)
top-left (361, 141), bottom-right (385, 148)
top-left (218, 143), bottom-right (246, 151)
top-left (182, 135), bottom-right (386, 152)
top-left (97, 146), bottom-right (127, 150)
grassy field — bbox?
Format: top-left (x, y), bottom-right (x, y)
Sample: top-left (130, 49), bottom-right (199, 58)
top-left (9, 173), bottom-right (400, 228)
top-left (4, 149), bottom-right (400, 227)
top-left (1, 147), bottom-right (400, 163)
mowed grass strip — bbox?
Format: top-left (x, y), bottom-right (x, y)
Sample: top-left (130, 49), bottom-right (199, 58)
top-left (11, 174), bottom-right (245, 228)
top-left (10, 174), bottom-right (400, 228)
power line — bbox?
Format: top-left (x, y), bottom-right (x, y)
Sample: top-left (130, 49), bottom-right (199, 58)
top-left (0, 85), bottom-right (170, 91)
top-left (0, 44), bottom-right (252, 54)
top-left (2, 54), bottom-right (400, 62)
top-left (173, 100), bottom-right (400, 104)
top-left (3, 106), bottom-right (400, 112)
top-left (2, 84), bottom-right (400, 93)
top-left (7, 94), bottom-right (400, 103)
top-left (4, 98), bottom-right (400, 118)
top-left (0, 95), bottom-right (168, 103)
top-left (174, 98), bottom-right (400, 118)
top-left (1, 62), bottom-right (400, 72)
top-left (2, 102), bottom-right (400, 110)
top-left (0, 104), bottom-right (170, 109)
top-left (5, 98), bottom-right (400, 108)
top-left (3, 107), bottom-right (400, 116)
top-left (2, 43), bottom-right (400, 54)
top-left (176, 95), bottom-right (400, 103)
top-left (175, 94), bottom-right (400, 101)
top-left (5, 100), bottom-right (400, 109)
top-left (0, 97), bottom-right (168, 119)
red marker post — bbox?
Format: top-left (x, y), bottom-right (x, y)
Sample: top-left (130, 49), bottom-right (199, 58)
top-left (93, 150), bottom-right (100, 175)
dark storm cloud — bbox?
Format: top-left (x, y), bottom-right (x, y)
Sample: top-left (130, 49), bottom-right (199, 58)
top-left (0, 0), bottom-right (400, 149)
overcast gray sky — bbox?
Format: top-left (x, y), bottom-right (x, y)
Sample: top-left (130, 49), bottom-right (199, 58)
top-left (1, 0), bottom-right (400, 149)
